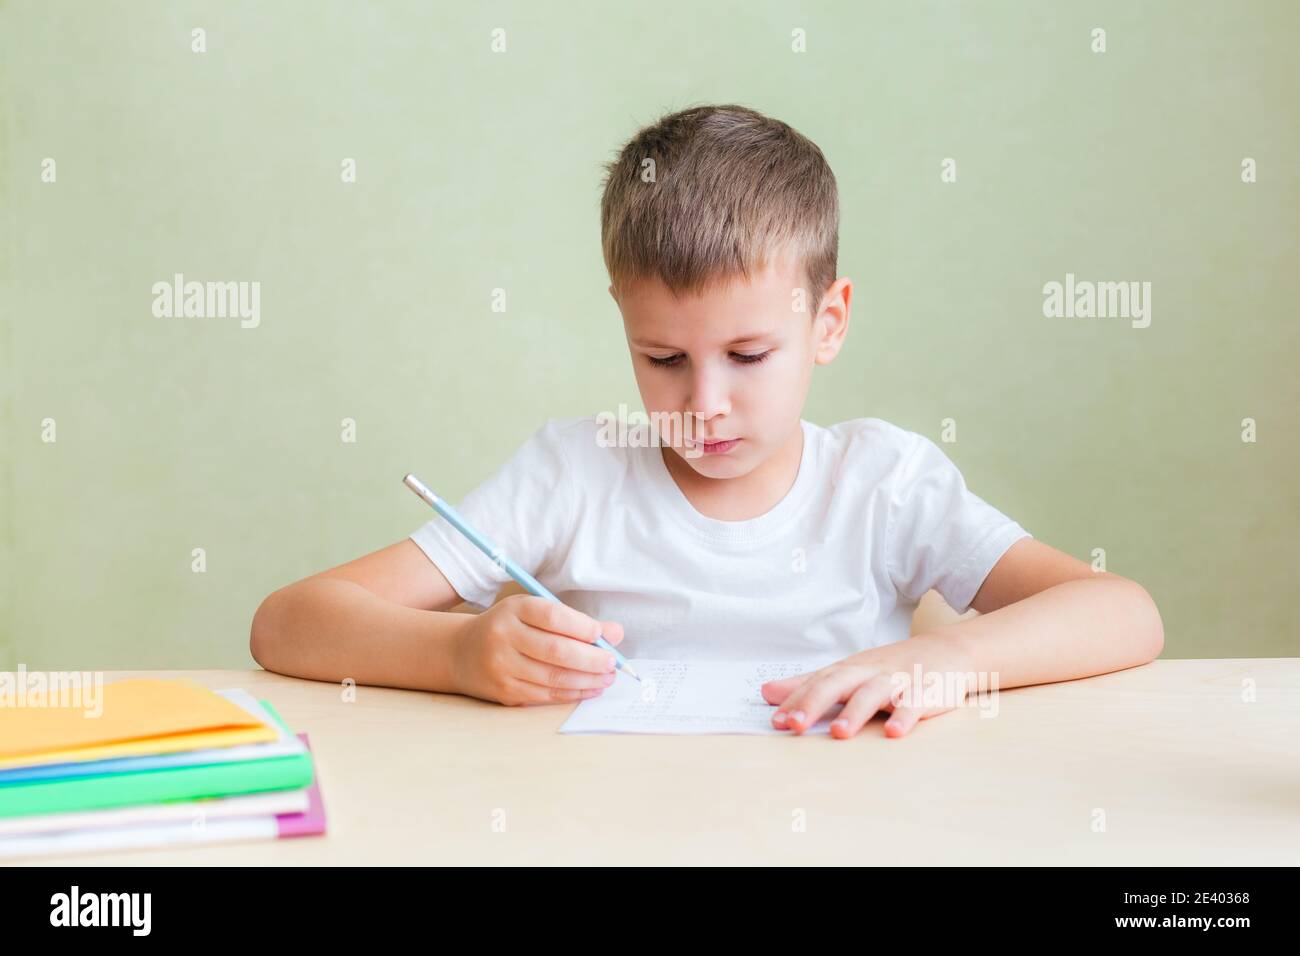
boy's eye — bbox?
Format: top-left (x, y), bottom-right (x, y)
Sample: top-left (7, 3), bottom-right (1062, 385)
top-left (646, 354), bottom-right (684, 367)
top-left (646, 351), bottom-right (771, 367)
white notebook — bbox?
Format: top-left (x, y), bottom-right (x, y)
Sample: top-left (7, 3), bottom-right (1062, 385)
top-left (0, 786), bottom-right (310, 838)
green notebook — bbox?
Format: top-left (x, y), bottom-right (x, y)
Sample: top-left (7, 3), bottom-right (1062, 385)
top-left (0, 701), bottom-right (313, 819)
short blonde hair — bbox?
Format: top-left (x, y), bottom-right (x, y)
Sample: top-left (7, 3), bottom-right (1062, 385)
top-left (600, 104), bottom-right (839, 304)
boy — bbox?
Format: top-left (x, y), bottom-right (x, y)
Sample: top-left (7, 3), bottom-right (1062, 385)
top-left (251, 104), bottom-right (1163, 739)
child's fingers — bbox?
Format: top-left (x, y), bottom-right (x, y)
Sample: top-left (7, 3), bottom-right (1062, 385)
top-left (829, 682), bottom-right (896, 739)
top-left (515, 628), bottom-right (616, 676)
top-left (776, 666), bottom-right (876, 734)
top-left (510, 648), bottom-right (614, 691)
top-left (512, 595), bottom-right (604, 644)
top-left (601, 621), bottom-right (625, 645)
top-left (507, 677), bottom-right (605, 706)
top-left (760, 673), bottom-right (811, 705)
top-left (883, 705), bottom-right (925, 738)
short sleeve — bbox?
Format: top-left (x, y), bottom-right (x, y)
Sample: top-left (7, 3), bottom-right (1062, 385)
top-left (885, 434), bottom-right (1032, 614)
top-left (409, 419), bottom-right (576, 610)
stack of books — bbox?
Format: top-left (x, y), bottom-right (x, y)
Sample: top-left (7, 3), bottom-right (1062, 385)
top-left (0, 678), bottom-right (326, 859)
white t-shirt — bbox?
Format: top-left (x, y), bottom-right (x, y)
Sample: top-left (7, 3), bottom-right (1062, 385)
top-left (410, 416), bottom-right (1031, 662)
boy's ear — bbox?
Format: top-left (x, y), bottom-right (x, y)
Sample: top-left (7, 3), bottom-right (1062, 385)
top-left (607, 283), bottom-right (618, 303)
top-left (812, 276), bottom-right (852, 365)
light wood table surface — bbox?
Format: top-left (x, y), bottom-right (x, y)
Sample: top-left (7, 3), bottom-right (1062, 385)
top-left (15, 659), bottom-right (1300, 866)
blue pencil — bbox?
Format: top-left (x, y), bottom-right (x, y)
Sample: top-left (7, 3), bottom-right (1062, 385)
top-left (403, 473), bottom-right (641, 682)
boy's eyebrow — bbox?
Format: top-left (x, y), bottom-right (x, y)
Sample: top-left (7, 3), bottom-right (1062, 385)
top-left (631, 332), bottom-right (772, 349)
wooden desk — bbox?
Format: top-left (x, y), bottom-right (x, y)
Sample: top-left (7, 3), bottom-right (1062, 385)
top-left (16, 659), bottom-right (1300, 866)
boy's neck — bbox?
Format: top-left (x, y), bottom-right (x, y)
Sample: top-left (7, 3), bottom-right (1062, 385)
top-left (660, 422), bottom-right (805, 522)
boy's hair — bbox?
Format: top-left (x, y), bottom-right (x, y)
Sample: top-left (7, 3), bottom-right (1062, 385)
top-left (600, 104), bottom-right (839, 306)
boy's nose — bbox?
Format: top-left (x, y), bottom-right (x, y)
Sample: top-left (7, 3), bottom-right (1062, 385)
top-left (687, 370), bottom-right (730, 421)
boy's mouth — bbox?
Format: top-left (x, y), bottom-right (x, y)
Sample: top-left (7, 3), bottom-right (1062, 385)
top-left (689, 438), bottom-right (741, 455)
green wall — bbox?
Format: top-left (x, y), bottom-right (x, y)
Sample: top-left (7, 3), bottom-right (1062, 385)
top-left (2, 0), bottom-right (1296, 668)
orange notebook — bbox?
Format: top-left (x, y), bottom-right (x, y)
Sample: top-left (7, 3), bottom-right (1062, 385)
top-left (0, 678), bottom-right (278, 770)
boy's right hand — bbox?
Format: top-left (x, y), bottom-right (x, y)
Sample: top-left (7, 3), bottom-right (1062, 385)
top-left (451, 594), bottom-right (626, 706)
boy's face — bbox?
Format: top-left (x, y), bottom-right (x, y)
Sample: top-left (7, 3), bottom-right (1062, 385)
top-left (610, 251), bottom-right (851, 483)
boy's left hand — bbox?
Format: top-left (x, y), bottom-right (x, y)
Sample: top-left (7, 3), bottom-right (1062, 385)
top-left (761, 632), bottom-right (977, 739)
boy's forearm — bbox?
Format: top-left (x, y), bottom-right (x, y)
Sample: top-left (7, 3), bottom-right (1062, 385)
top-left (929, 575), bottom-right (1164, 689)
top-left (250, 577), bottom-right (469, 693)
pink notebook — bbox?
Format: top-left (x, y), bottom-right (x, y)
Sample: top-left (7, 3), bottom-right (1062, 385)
top-left (275, 733), bottom-right (327, 838)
